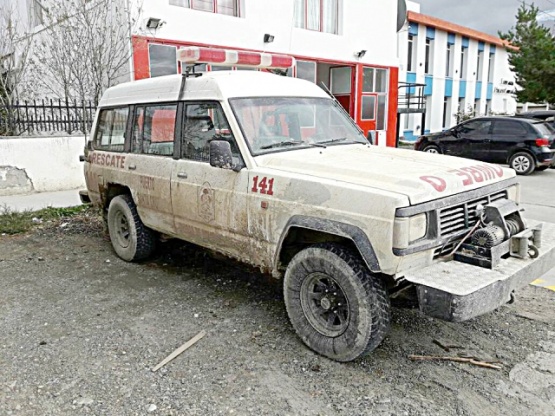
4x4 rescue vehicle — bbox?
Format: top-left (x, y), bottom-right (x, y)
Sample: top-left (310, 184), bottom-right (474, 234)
top-left (82, 47), bottom-right (555, 362)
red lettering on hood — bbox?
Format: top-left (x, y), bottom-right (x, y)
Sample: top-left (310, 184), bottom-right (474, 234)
top-left (420, 176), bottom-right (447, 192)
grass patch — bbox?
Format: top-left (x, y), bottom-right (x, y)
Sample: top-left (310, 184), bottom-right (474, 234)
top-left (0, 204), bottom-right (93, 235)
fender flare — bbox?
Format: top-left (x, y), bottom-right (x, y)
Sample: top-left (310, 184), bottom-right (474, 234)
top-left (275, 215), bottom-right (381, 273)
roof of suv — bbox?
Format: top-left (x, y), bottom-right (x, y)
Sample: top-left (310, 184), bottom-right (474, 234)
top-left (99, 71), bottom-right (329, 107)
top-left (466, 116), bottom-right (547, 125)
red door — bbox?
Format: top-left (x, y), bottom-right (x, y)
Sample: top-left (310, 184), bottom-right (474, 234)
top-left (355, 65), bottom-right (390, 145)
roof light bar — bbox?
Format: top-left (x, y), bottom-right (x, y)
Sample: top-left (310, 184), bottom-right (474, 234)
top-left (178, 47), bottom-right (295, 69)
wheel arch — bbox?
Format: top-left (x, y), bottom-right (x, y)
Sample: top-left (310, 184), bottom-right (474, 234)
top-left (100, 183), bottom-right (132, 211)
top-left (275, 216), bottom-right (381, 274)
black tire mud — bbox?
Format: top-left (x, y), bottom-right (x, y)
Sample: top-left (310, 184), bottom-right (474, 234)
top-left (284, 243), bottom-right (391, 362)
top-left (509, 152), bottom-right (535, 176)
top-left (107, 195), bottom-right (156, 262)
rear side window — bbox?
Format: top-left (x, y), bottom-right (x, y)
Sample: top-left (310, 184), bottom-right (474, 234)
top-left (93, 107), bottom-right (129, 152)
top-left (132, 104), bottom-right (178, 156)
top-left (492, 120), bottom-right (527, 135)
top-left (533, 121), bottom-right (553, 137)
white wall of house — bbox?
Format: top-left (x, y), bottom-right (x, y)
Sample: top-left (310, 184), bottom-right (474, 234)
top-left (0, 136), bottom-right (86, 195)
top-left (132, 0), bottom-right (399, 68)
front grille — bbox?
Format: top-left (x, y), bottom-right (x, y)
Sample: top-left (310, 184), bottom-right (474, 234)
top-left (438, 190), bottom-right (508, 238)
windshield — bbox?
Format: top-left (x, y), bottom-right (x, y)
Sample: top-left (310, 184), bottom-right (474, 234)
top-left (229, 97), bottom-right (368, 155)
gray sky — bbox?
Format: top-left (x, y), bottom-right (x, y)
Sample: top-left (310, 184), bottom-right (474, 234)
top-left (415, 0), bottom-right (555, 36)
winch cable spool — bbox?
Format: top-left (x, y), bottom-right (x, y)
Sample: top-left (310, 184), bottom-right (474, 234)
top-left (471, 225), bottom-right (505, 248)
top-left (506, 217), bottom-right (522, 236)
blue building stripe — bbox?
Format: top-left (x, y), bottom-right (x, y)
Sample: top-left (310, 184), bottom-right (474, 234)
top-left (462, 37), bottom-right (469, 48)
top-left (445, 79), bottom-right (453, 97)
top-left (487, 83), bottom-right (493, 100)
top-left (424, 76), bottom-right (433, 96)
top-left (490, 45), bottom-right (496, 53)
top-left (426, 27), bottom-right (436, 39)
top-left (478, 42), bottom-right (485, 52)
top-left (409, 23), bottom-right (419, 36)
top-left (475, 81), bottom-right (482, 99)
top-left (459, 80), bottom-right (467, 98)
top-left (448, 33), bottom-right (455, 45)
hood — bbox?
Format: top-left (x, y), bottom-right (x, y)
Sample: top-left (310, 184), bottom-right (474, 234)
top-left (255, 145), bottom-right (516, 205)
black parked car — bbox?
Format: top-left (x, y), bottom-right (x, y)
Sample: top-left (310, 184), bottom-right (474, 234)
top-left (414, 116), bottom-right (555, 175)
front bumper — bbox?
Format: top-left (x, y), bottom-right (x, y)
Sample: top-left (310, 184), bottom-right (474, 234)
top-left (403, 221), bottom-right (555, 322)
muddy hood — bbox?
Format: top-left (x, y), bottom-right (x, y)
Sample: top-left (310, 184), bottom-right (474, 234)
top-left (255, 145), bottom-right (516, 205)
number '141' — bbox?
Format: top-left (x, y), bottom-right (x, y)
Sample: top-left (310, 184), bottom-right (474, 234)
top-left (252, 176), bottom-right (274, 195)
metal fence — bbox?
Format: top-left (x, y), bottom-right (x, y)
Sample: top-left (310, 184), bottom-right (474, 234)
top-left (0, 99), bottom-right (97, 136)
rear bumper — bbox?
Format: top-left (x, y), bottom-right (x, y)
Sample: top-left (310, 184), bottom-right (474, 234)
top-left (403, 221), bottom-right (555, 322)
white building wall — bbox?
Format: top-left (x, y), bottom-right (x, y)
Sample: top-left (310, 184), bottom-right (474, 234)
top-left (133, 0), bottom-right (399, 67)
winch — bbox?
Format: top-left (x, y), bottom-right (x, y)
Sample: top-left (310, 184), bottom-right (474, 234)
top-left (453, 199), bottom-right (542, 269)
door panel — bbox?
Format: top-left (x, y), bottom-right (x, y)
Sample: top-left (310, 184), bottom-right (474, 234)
top-left (171, 101), bottom-right (250, 259)
top-left (446, 119), bottom-right (492, 160)
top-left (490, 120), bottom-right (529, 163)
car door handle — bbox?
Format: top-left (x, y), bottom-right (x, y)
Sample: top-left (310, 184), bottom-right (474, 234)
top-left (128, 165), bottom-right (136, 170)
top-left (177, 172), bottom-right (188, 179)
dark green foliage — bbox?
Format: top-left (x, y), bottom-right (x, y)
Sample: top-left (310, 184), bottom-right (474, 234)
top-left (500, 4), bottom-right (555, 104)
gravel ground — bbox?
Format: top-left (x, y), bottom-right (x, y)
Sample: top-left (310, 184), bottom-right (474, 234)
top-left (1, 216), bottom-right (554, 416)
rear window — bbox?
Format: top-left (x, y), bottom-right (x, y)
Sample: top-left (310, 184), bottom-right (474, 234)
top-left (532, 121), bottom-right (554, 137)
top-left (93, 107), bottom-right (129, 152)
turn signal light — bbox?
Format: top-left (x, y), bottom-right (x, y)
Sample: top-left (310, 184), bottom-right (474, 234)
top-left (535, 138), bottom-right (550, 147)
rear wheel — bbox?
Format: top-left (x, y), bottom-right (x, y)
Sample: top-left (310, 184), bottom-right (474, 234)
top-left (107, 195), bottom-right (156, 261)
top-left (422, 144), bottom-right (441, 154)
top-left (509, 152), bottom-right (535, 176)
top-left (284, 243), bottom-right (391, 362)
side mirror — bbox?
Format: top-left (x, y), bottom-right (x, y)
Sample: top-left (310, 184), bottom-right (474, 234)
top-left (209, 140), bottom-right (243, 171)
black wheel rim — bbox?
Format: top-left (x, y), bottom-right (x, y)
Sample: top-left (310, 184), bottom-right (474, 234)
top-left (300, 273), bottom-right (350, 337)
top-left (114, 210), bottom-right (131, 248)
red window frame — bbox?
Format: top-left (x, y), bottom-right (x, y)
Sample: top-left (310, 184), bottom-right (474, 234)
top-left (189, 0), bottom-right (240, 17)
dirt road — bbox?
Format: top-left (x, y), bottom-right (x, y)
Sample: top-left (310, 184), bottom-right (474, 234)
top-left (1, 218), bottom-right (554, 415)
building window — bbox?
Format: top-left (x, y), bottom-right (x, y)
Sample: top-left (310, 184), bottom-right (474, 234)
top-left (149, 44), bottom-right (178, 78)
top-left (294, 0), bottom-right (339, 34)
top-left (169, 0), bottom-right (240, 17)
top-left (445, 43), bottom-right (453, 77)
top-left (407, 34), bottom-right (414, 72)
top-left (424, 38), bottom-right (433, 75)
top-left (488, 53), bottom-right (495, 83)
top-left (361, 67), bottom-right (388, 130)
top-left (443, 97), bottom-right (450, 128)
top-left (460, 47), bottom-right (467, 79)
top-left (476, 51), bottom-right (484, 80)
top-left (297, 60), bottom-right (317, 83)
top-left (30, 0), bottom-right (46, 26)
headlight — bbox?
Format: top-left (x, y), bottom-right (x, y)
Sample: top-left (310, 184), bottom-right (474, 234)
top-left (393, 213), bottom-right (428, 249)
top-left (506, 184), bottom-right (520, 204)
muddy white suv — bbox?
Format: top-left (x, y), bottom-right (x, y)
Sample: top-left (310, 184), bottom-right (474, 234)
top-left (83, 53), bottom-right (555, 362)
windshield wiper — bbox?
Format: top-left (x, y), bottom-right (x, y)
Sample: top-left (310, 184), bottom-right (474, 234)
top-left (315, 137), bottom-right (348, 145)
top-left (260, 140), bottom-right (303, 150)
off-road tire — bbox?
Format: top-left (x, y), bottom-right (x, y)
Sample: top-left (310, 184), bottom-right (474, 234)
top-left (284, 243), bottom-right (391, 362)
top-left (509, 152), bottom-right (535, 176)
top-left (107, 195), bottom-right (156, 262)
top-left (422, 144), bottom-right (441, 154)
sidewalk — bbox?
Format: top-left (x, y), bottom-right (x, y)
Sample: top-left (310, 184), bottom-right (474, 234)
top-left (0, 189), bottom-right (83, 212)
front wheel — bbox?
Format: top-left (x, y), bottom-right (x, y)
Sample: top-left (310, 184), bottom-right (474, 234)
top-left (107, 195), bottom-right (156, 261)
top-left (509, 152), bottom-right (535, 176)
top-left (284, 244), bottom-right (391, 362)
